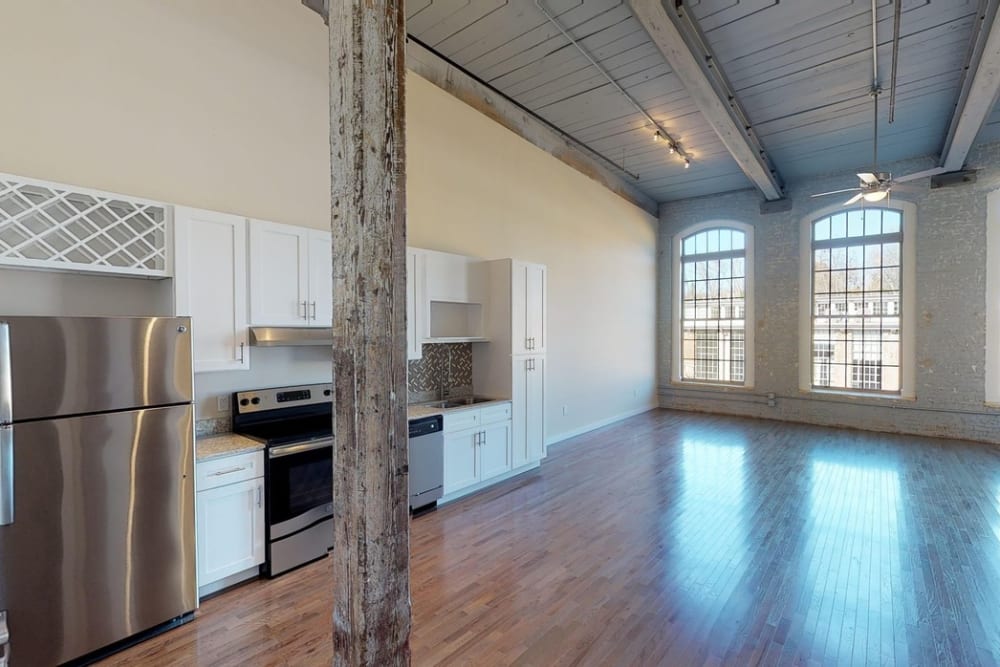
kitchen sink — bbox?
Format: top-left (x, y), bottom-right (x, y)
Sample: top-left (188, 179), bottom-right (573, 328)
top-left (417, 397), bottom-right (496, 409)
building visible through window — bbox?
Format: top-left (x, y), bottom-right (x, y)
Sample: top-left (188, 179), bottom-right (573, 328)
top-left (680, 227), bottom-right (747, 384)
top-left (811, 209), bottom-right (901, 392)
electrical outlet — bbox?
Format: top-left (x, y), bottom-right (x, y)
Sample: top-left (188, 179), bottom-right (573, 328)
top-left (561, 405), bottom-right (568, 416)
top-left (217, 396), bottom-right (230, 413)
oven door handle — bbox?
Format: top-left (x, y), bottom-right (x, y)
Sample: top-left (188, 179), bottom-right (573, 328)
top-left (269, 439), bottom-right (333, 458)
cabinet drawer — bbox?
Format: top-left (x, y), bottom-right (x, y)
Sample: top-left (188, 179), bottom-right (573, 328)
top-left (443, 409), bottom-right (480, 432)
top-left (480, 402), bottom-right (512, 425)
top-left (197, 450), bottom-right (264, 491)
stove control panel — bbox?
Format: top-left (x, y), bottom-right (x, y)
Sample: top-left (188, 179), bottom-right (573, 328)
top-left (233, 383), bottom-right (333, 414)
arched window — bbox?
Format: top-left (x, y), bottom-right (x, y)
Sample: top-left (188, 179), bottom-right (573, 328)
top-left (674, 224), bottom-right (754, 386)
top-left (810, 209), bottom-right (902, 393)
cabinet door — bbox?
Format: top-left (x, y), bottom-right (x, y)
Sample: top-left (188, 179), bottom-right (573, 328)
top-left (174, 207), bottom-right (249, 372)
top-left (196, 478), bottom-right (265, 587)
top-left (443, 429), bottom-right (478, 494)
top-left (511, 262), bottom-right (528, 355)
top-left (308, 230), bottom-right (333, 326)
top-left (480, 421), bottom-right (511, 481)
top-left (512, 357), bottom-right (545, 466)
top-left (424, 250), bottom-right (471, 303)
top-left (525, 357), bottom-right (546, 461)
top-left (525, 263), bottom-right (546, 354)
top-left (407, 249), bottom-right (424, 360)
top-left (248, 220), bottom-right (309, 326)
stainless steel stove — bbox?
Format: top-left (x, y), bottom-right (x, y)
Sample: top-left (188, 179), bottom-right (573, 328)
top-left (232, 383), bottom-right (333, 577)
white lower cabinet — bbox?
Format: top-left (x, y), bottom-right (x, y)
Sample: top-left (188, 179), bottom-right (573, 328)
top-left (196, 451), bottom-right (265, 595)
top-left (442, 403), bottom-right (512, 496)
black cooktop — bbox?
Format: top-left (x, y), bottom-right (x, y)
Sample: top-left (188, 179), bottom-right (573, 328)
top-left (236, 414), bottom-right (333, 446)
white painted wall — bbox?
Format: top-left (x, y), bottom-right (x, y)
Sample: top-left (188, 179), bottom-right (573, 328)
top-left (0, 0), bottom-right (658, 438)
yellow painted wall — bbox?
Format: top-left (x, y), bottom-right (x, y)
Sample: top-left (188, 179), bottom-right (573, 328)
top-left (0, 0), bottom-right (657, 441)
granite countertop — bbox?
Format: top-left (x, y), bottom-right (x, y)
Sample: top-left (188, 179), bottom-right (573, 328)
top-left (407, 397), bottom-right (511, 420)
top-left (196, 433), bottom-right (264, 461)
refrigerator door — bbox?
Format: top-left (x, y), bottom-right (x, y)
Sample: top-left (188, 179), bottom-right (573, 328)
top-left (0, 404), bottom-right (196, 666)
top-left (0, 316), bottom-right (192, 422)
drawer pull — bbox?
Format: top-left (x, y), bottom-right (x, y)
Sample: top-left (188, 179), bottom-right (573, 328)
top-left (211, 465), bottom-right (249, 476)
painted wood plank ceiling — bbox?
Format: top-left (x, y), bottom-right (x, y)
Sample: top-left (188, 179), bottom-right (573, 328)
top-left (406, 0), bottom-right (985, 203)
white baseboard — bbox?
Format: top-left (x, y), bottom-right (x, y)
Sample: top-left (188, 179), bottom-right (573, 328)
top-left (545, 405), bottom-right (656, 448)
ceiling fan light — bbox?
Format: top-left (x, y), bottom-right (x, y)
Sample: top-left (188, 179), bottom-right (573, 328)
top-left (862, 190), bottom-right (888, 202)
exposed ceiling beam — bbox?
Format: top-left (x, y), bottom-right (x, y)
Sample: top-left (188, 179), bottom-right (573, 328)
top-left (301, 0), bottom-right (657, 216)
top-left (940, 0), bottom-right (1000, 172)
top-left (405, 39), bottom-right (658, 216)
top-left (628, 0), bottom-right (784, 201)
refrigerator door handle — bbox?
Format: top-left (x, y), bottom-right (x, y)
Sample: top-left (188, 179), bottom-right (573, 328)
top-left (0, 321), bottom-right (11, 425)
top-left (0, 425), bottom-right (12, 526)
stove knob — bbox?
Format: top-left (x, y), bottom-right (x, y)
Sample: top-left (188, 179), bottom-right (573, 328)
top-left (251, 397), bottom-right (261, 405)
top-left (239, 398), bottom-right (250, 407)
top-left (323, 389), bottom-right (331, 397)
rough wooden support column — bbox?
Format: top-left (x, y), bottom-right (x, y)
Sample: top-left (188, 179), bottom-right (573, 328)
top-left (328, 1), bottom-right (410, 665)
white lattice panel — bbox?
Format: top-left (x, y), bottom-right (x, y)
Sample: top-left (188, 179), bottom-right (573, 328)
top-left (0, 173), bottom-right (170, 277)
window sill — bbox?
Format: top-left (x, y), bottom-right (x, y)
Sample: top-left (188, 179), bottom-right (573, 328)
top-left (802, 388), bottom-right (916, 402)
top-left (669, 380), bottom-right (755, 392)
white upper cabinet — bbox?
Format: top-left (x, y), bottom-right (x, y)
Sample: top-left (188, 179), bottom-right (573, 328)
top-left (173, 207), bottom-right (250, 373)
top-left (248, 220), bottom-right (331, 327)
top-left (419, 248), bottom-right (488, 342)
top-left (512, 261), bottom-right (547, 355)
top-left (308, 230), bottom-right (333, 327)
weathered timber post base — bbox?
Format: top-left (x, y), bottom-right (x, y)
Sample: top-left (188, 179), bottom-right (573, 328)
top-left (328, 1), bottom-right (410, 665)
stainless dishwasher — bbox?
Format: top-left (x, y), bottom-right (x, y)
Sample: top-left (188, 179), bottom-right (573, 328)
top-left (408, 415), bottom-right (444, 512)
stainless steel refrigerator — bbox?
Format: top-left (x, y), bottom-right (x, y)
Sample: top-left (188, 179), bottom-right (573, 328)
top-left (0, 316), bottom-right (197, 666)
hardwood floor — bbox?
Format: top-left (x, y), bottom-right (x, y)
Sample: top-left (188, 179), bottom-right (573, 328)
top-left (98, 410), bottom-right (1000, 666)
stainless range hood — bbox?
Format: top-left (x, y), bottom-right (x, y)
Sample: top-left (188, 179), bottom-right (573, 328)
top-left (249, 327), bottom-right (333, 347)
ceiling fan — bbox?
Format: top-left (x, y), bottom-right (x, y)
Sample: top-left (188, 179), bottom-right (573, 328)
top-left (810, 0), bottom-right (943, 206)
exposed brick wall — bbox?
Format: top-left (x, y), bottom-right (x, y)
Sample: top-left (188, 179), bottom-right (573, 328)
top-left (658, 144), bottom-right (1000, 444)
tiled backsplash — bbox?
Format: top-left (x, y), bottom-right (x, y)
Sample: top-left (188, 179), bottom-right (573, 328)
top-left (408, 343), bottom-right (473, 402)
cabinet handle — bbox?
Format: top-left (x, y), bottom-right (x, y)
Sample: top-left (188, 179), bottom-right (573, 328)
top-left (256, 484), bottom-right (263, 508)
top-left (211, 465), bottom-right (248, 476)
top-left (310, 301), bottom-right (317, 320)
top-left (301, 300), bottom-right (309, 320)
top-left (239, 342), bottom-right (245, 365)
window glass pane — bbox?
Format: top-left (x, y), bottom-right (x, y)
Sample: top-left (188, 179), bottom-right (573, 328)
top-left (707, 260), bottom-right (719, 280)
top-left (814, 218), bottom-right (830, 241)
top-left (847, 213), bottom-right (864, 238)
top-left (864, 209), bottom-right (882, 236)
top-left (732, 231), bottom-right (745, 250)
top-left (707, 229), bottom-right (720, 253)
top-left (683, 262), bottom-right (695, 281)
top-left (883, 267), bottom-right (900, 291)
top-left (865, 244), bottom-right (881, 267)
top-left (865, 268), bottom-right (881, 292)
top-left (732, 277), bottom-right (745, 298)
top-left (695, 232), bottom-right (707, 254)
top-left (814, 271), bottom-right (830, 293)
top-left (847, 269), bottom-right (864, 293)
top-left (683, 236), bottom-right (696, 255)
top-left (814, 248), bottom-right (830, 270)
top-left (719, 229), bottom-right (732, 252)
top-left (719, 258), bottom-right (732, 278)
top-left (830, 270), bottom-right (846, 293)
top-left (830, 214), bottom-right (847, 239)
top-left (696, 260), bottom-right (707, 280)
top-left (732, 257), bottom-right (745, 278)
top-left (847, 246), bottom-right (864, 269)
top-left (831, 247), bottom-right (847, 270)
top-left (882, 210), bottom-right (901, 234)
top-left (883, 242), bottom-right (900, 266)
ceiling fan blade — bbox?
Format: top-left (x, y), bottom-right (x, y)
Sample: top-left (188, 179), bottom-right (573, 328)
top-left (811, 188), bottom-right (862, 198)
top-left (894, 167), bottom-right (946, 183)
top-left (844, 192), bottom-right (866, 206)
top-left (857, 172), bottom-right (879, 185)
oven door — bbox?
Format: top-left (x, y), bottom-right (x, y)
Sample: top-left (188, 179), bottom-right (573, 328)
top-left (267, 439), bottom-right (333, 540)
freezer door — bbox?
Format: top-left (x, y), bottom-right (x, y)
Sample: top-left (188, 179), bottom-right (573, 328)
top-left (0, 316), bottom-right (192, 422)
top-left (0, 405), bottom-right (196, 666)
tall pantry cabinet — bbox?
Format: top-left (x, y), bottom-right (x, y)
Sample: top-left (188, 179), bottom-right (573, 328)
top-left (474, 259), bottom-right (547, 466)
